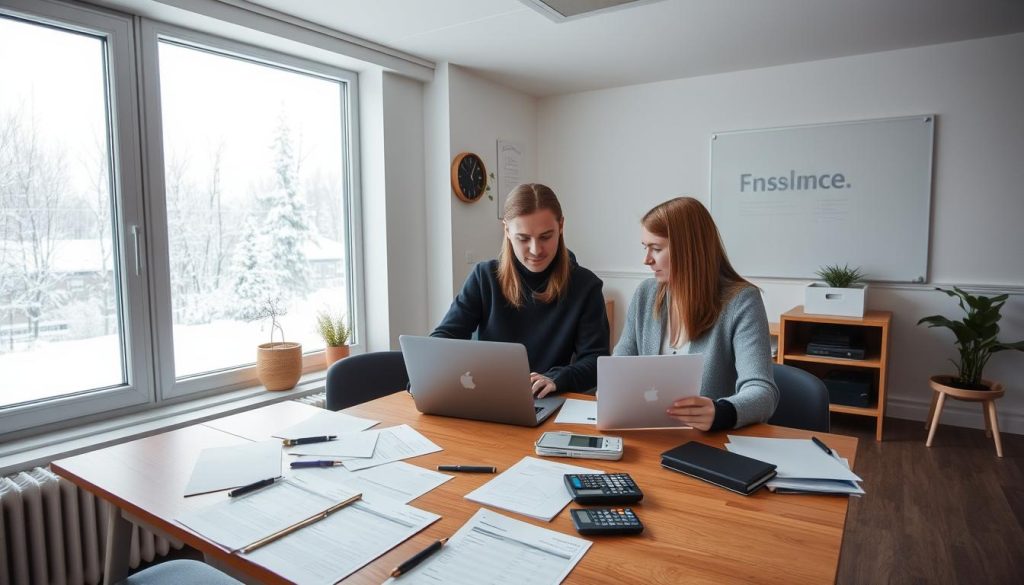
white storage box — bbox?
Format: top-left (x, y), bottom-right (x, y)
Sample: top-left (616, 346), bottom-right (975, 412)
top-left (804, 283), bottom-right (867, 318)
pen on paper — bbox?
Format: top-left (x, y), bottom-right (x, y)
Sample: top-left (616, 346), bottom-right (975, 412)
top-left (282, 435), bottom-right (337, 446)
top-left (811, 436), bottom-right (834, 457)
top-left (436, 465), bottom-right (497, 473)
top-left (240, 492), bottom-right (362, 554)
top-left (289, 460), bottom-right (345, 469)
top-left (228, 477), bottom-right (278, 498)
top-left (390, 537), bottom-right (449, 577)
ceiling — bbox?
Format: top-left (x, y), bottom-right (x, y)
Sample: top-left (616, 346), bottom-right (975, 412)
top-left (243, 0), bottom-right (1024, 96)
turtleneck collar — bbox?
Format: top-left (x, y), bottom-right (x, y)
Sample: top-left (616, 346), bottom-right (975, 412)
top-left (513, 254), bottom-right (558, 290)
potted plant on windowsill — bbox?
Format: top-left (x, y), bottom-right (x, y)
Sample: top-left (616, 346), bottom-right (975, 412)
top-left (805, 264), bottom-right (867, 318)
top-left (245, 298), bottom-right (303, 391)
top-left (918, 287), bottom-right (1024, 393)
top-left (316, 311), bottom-right (350, 368)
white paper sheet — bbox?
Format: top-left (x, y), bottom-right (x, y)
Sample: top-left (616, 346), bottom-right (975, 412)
top-left (342, 425), bottom-right (442, 471)
top-left (244, 497), bottom-right (440, 585)
top-left (183, 440), bottom-right (282, 497)
top-left (553, 399), bottom-right (597, 425)
top-left (464, 456), bottom-right (599, 521)
top-left (767, 457), bottom-right (865, 495)
top-left (289, 461), bottom-right (453, 504)
top-left (272, 410), bottom-right (379, 439)
top-left (286, 431), bottom-right (379, 458)
top-left (175, 479), bottom-right (347, 551)
top-left (383, 508), bottom-right (592, 585)
top-left (725, 436), bottom-right (862, 482)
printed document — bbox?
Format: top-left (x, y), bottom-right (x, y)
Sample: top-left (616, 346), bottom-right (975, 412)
top-left (245, 496), bottom-right (439, 585)
top-left (273, 410), bottom-right (379, 439)
top-left (464, 456), bottom-right (599, 521)
top-left (725, 436), bottom-right (862, 482)
top-left (553, 399), bottom-right (597, 425)
top-left (342, 425), bottom-right (442, 471)
top-left (289, 461), bottom-right (453, 504)
top-left (286, 431), bottom-right (379, 458)
top-left (183, 439), bottom-right (281, 497)
top-left (382, 508), bottom-right (591, 585)
top-left (176, 479), bottom-right (350, 551)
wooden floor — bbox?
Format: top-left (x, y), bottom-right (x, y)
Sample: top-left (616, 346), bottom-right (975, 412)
top-left (142, 415), bottom-right (1024, 584)
top-left (833, 414), bottom-right (1024, 585)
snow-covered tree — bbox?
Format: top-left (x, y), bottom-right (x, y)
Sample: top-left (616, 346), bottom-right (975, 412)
top-left (229, 218), bottom-right (280, 319)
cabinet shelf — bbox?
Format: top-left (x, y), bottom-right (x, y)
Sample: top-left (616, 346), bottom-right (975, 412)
top-left (778, 306), bottom-right (892, 441)
top-left (782, 352), bottom-right (882, 369)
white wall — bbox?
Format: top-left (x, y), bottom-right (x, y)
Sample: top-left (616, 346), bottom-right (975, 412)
top-left (444, 65), bottom-right (538, 314)
top-left (538, 33), bottom-right (1024, 434)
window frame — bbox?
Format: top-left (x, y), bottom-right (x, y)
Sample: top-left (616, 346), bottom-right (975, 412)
top-left (0, 0), bottom-right (155, 436)
top-left (137, 20), bottom-right (366, 400)
top-left (0, 0), bottom-right (366, 437)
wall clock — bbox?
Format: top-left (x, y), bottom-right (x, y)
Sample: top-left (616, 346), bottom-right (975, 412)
top-left (451, 152), bottom-right (488, 203)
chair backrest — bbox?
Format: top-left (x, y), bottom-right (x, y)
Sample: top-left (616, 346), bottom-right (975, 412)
top-left (325, 350), bottom-right (408, 411)
top-left (122, 559), bottom-right (242, 585)
top-left (768, 363), bottom-right (831, 432)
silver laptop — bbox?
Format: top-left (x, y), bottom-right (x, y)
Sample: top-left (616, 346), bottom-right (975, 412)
top-left (596, 354), bottom-right (705, 430)
top-left (399, 335), bottom-right (565, 427)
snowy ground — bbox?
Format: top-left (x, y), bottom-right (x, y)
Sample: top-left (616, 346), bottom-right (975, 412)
top-left (0, 288), bottom-right (347, 407)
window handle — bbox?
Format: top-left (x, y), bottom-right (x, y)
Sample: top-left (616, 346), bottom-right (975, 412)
top-left (131, 225), bottom-right (141, 276)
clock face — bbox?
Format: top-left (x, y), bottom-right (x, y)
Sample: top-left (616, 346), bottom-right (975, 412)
top-left (453, 153), bottom-right (487, 202)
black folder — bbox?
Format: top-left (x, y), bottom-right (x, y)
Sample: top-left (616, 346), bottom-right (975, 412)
top-left (660, 441), bottom-right (777, 496)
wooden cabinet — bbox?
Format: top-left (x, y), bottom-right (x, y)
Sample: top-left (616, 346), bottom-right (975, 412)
top-left (778, 306), bottom-right (892, 441)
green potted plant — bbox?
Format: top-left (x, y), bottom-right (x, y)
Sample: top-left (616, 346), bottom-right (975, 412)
top-left (244, 298), bottom-right (302, 391)
top-left (917, 287), bottom-right (1024, 391)
top-left (316, 311), bottom-right (350, 367)
top-left (805, 263), bottom-right (867, 317)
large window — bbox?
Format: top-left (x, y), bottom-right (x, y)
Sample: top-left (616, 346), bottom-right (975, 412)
top-left (0, 0), bottom-right (361, 436)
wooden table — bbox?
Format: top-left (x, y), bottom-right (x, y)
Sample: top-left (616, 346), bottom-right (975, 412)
top-left (52, 393), bottom-right (858, 585)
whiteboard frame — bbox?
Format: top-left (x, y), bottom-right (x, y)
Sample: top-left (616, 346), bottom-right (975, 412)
top-left (708, 115), bottom-right (935, 283)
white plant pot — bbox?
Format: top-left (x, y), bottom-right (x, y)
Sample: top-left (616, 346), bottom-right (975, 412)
top-left (804, 282), bottom-right (867, 318)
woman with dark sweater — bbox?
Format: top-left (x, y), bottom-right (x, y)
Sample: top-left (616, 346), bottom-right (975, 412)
top-left (431, 183), bottom-right (609, 396)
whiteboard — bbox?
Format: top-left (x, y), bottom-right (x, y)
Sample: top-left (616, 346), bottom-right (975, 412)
top-left (709, 116), bottom-right (934, 282)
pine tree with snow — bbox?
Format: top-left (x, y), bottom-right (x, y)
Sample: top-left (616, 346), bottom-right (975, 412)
top-left (229, 219), bottom-right (280, 318)
top-left (257, 117), bottom-right (310, 298)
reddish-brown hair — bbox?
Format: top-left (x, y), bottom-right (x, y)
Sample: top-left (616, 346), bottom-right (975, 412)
top-left (497, 184), bottom-right (570, 308)
top-left (642, 197), bottom-right (750, 344)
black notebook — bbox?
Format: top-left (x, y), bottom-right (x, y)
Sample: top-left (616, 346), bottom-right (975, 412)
top-left (660, 441), bottom-right (777, 496)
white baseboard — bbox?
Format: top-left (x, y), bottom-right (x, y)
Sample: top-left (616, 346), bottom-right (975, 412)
top-left (886, 395), bottom-right (1024, 436)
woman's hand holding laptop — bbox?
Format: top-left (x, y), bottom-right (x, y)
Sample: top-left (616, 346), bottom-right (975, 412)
top-left (665, 396), bottom-right (716, 431)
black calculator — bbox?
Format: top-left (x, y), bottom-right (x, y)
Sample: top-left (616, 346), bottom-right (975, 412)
top-left (564, 473), bottom-right (643, 505)
top-left (570, 507), bottom-right (644, 535)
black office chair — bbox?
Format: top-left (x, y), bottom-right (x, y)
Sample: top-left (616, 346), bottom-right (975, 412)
top-left (325, 350), bottom-right (408, 411)
top-left (767, 363), bottom-right (831, 432)
top-left (121, 559), bottom-right (241, 585)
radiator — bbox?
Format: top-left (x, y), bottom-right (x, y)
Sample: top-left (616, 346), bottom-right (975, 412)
top-left (0, 467), bottom-right (183, 585)
top-left (293, 391), bottom-right (327, 409)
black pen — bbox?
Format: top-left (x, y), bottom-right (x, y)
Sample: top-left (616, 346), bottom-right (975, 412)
top-left (436, 465), bottom-right (496, 473)
top-left (228, 477), bottom-right (277, 498)
top-left (390, 537), bottom-right (448, 577)
top-left (282, 435), bottom-right (336, 446)
top-left (290, 460), bottom-right (345, 469)
top-left (811, 436), bottom-right (834, 457)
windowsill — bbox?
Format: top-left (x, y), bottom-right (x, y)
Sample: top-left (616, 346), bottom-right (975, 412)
top-left (0, 373), bottom-right (327, 477)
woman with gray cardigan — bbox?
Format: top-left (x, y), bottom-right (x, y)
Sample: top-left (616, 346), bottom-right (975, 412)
top-left (614, 197), bottom-right (778, 430)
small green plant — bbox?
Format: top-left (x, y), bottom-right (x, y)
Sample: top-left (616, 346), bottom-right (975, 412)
top-left (917, 287), bottom-right (1024, 388)
top-left (241, 297), bottom-right (288, 344)
top-left (316, 311), bottom-right (350, 347)
top-left (815, 264), bottom-right (865, 288)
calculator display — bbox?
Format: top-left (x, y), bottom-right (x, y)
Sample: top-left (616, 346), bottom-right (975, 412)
top-left (578, 489), bottom-right (603, 495)
top-left (577, 510), bottom-right (591, 522)
top-left (568, 435), bottom-right (602, 448)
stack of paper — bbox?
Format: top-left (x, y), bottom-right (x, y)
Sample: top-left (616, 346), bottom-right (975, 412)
top-left (382, 508), bottom-right (592, 585)
top-left (184, 440), bottom-right (281, 496)
top-left (725, 436), bottom-right (865, 496)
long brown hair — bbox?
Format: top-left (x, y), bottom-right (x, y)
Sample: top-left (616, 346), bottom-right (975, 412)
top-left (497, 184), bottom-right (571, 309)
top-left (642, 197), bottom-right (750, 344)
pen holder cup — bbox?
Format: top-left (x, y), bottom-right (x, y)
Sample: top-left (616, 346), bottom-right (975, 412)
top-left (257, 342), bottom-right (303, 391)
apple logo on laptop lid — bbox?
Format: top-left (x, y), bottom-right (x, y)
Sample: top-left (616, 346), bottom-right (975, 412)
top-left (644, 387), bottom-right (659, 402)
top-left (460, 371), bottom-right (476, 390)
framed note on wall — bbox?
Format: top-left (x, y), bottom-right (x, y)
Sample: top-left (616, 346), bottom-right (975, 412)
top-left (709, 115), bottom-right (934, 283)
top-left (496, 139), bottom-right (523, 219)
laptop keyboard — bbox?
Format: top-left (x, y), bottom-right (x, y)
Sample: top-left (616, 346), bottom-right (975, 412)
top-left (535, 406), bottom-right (544, 414)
